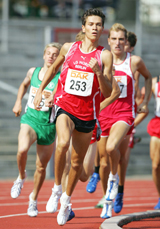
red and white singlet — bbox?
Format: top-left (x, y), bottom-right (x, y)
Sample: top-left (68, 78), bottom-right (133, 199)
top-left (147, 80), bottom-right (160, 138)
top-left (54, 41), bottom-right (105, 121)
top-left (154, 81), bottom-right (160, 117)
top-left (99, 52), bottom-right (135, 136)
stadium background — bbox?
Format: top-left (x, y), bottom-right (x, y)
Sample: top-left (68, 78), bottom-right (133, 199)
top-left (0, 0), bottom-right (160, 179)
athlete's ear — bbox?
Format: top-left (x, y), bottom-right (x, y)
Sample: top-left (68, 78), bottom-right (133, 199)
top-left (108, 38), bottom-right (110, 46)
top-left (82, 25), bottom-right (85, 33)
top-left (43, 53), bottom-right (45, 60)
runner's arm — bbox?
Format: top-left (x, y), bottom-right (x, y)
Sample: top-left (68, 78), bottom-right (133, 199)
top-left (132, 56), bottom-right (152, 113)
top-left (100, 77), bottom-right (120, 112)
top-left (45, 84), bottom-right (58, 107)
top-left (34, 43), bottom-right (72, 110)
top-left (12, 67), bottom-right (35, 117)
top-left (89, 50), bottom-right (113, 98)
top-left (100, 50), bottom-right (113, 98)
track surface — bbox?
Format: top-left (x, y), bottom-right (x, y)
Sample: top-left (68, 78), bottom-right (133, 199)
top-left (0, 178), bottom-right (159, 229)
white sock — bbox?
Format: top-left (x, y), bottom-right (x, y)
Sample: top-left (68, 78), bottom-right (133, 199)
top-left (30, 192), bottom-right (37, 202)
top-left (54, 184), bottom-right (62, 192)
top-left (110, 172), bottom-right (117, 180)
top-left (62, 191), bottom-right (71, 203)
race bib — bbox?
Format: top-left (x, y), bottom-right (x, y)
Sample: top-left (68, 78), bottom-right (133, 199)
top-left (114, 75), bottom-right (127, 98)
top-left (27, 86), bottom-right (51, 111)
top-left (64, 68), bottom-right (94, 96)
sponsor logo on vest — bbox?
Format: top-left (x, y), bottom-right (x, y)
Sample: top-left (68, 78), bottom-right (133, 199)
top-left (71, 70), bottom-right (88, 80)
top-left (48, 82), bottom-right (54, 89)
top-left (115, 76), bottom-right (122, 83)
top-left (31, 87), bottom-right (51, 95)
top-left (81, 56), bottom-right (86, 60)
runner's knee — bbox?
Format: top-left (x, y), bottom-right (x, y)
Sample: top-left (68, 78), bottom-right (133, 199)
top-left (106, 143), bottom-right (116, 156)
top-left (71, 159), bottom-right (83, 172)
top-left (17, 147), bottom-right (28, 157)
top-left (152, 161), bottom-right (160, 171)
top-left (100, 158), bottom-right (109, 170)
top-left (57, 139), bottom-right (70, 153)
top-left (36, 163), bottom-right (45, 174)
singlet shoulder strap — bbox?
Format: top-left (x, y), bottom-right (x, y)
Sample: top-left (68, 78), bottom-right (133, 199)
top-left (156, 76), bottom-right (160, 83)
top-left (31, 67), bottom-right (41, 84)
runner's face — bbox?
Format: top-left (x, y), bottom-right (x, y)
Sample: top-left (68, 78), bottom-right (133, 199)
top-left (82, 16), bottom-right (103, 42)
top-left (108, 30), bottom-right (126, 55)
top-left (43, 47), bottom-right (59, 68)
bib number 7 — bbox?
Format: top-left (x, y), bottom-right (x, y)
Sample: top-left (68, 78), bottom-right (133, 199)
top-left (114, 75), bottom-right (127, 98)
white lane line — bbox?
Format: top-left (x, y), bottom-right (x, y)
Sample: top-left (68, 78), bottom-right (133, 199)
top-left (0, 196), bottom-right (157, 207)
top-left (0, 80), bottom-right (28, 99)
top-left (0, 201), bottom-right (155, 208)
top-left (0, 195), bottom-right (157, 201)
top-left (0, 211), bottom-right (47, 219)
top-left (0, 199), bottom-right (101, 206)
top-left (0, 202), bottom-right (156, 219)
top-left (0, 207), bottom-right (95, 219)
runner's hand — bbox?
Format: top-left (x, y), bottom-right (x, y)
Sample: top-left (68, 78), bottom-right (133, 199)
top-left (44, 91), bottom-right (51, 99)
top-left (34, 90), bottom-right (42, 111)
top-left (89, 58), bottom-right (101, 76)
top-left (137, 101), bottom-right (148, 113)
top-left (12, 101), bottom-right (22, 117)
top-left (45, 94), bottom-right (54, 107)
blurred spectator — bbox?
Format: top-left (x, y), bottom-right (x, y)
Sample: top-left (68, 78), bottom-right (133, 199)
top-left (9, 0), bottom-right (119, 19)
top-left (28, 0), bottom-right (41, 17)
top-left (11, 0), bottom-right (29, 18)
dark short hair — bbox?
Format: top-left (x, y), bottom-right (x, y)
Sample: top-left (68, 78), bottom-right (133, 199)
top-left (127, 31), bottom-right (137, 47)
top-left (81, 8), bottom-right (105, 27)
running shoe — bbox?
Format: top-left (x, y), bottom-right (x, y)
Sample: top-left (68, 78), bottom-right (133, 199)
top-left (27, 192), bottom-right (38, 217)
top-left (100, 201), bottom-right (113, 219)
top-left (106, 174), bottom-right (119, 201)
top-left (57, 194), bottom-right (71, 225)
top-left (86, 172), bottom-right (100, 193)
top-left (154, 198), bottom-right (160, 209)
top-left (11, 171), bottom-right (27, 199)
top-left (46, 187), bottom-right (62, 213)
top-left (114, 193), bottom-right (123, 213)
top-left (67, 207), bottom-right (75, 221)
top-left (95, 196), bottom-right (105, 208)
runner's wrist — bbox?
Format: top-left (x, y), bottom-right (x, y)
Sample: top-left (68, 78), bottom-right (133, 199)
top-left (96, 71), bottom-right (103, 78)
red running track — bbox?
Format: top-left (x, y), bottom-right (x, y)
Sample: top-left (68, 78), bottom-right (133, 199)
top-left (0, 178), bottom-right (159, 229)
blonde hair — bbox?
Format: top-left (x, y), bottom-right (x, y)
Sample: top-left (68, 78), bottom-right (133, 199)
top-left (75, 31), bottom-right (85, 41)
top-left (44, 42), bottom-right (62, 54)
top-left (108, 23), bottom-right (127, 39)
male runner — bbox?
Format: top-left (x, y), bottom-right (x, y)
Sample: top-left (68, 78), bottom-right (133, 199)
top-left (147, 76), bottom-right (160, 210)
top-left (114, 31), bottom-right (149, 214)
top-left (11, 42), bottom-right (62, 217)
top-left (98, 23), bottom-right (152, 219)
top-left (34, 8), bottom-right (113, 225)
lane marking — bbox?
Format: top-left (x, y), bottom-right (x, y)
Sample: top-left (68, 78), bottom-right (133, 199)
top-left (0, 80), bottom-right (28, 100)
top-left (0, 198), bottom-right (157, 207)
top-left (0, 202), bottom-right (156, 219)
top-left (0, 206), bottom-right (95, 219)
top-left (0, 195), bottom-right (157, 201)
